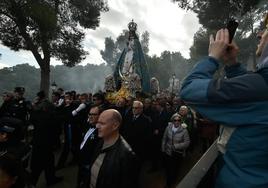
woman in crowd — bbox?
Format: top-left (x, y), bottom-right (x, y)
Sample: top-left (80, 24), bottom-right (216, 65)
top-left (162, 113), bottom-right (190, 188)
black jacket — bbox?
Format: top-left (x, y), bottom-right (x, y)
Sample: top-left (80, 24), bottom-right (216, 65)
top-left (30, 99), bottom-right (56, 147)
top-left (77, 126), bottom-right (100, 187)
top-left (0, 141), bottom-right (31, 168)
top-left (153, 110), bottom-right (169, 137)
top-left (79, 136), bottom-right (140, 188)
top-left (122, 113), bottom-right (153, 161)
top-left (79, 126), bottom-right (100, 165)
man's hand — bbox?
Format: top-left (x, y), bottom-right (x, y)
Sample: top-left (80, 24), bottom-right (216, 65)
top-left (223, 42), bottom-right (239, 66)
top-left (208, 29), bottom-right (229, 60)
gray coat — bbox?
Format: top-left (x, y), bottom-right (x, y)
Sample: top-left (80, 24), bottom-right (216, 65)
top-left (161, 123), bottom-right (190, 156)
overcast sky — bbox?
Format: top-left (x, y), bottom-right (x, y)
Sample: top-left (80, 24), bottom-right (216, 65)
top-left (0, 0), bottom-right (200, 69)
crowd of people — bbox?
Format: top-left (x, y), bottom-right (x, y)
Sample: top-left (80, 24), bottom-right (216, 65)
top-left (1, 12), bottom-right (267, 188)
top-left (0, 86), bottom-right (218, 188)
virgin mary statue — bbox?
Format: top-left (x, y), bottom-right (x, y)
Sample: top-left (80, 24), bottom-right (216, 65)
top-left (113, 20), bottom-right (151, 96)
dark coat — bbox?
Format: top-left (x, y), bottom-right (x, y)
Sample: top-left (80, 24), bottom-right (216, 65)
top-left (79, 136), bottom-right (140, 188)
top-left (0, 100), bottom-right (13, 118)
top-left (77, 126), bottom-right (100, 186)
top-left (79, 126), bottom-right (100, 165)
top-left (0, 141), bottom-right (31, 167)
top-left (10, 98), bottom-right (29, 122)
top-left (122, 113), bottom-right (153, 161)
top-left (151, 110), bottom-right (170, 151)
top-left (153, 110), bottom-right (169, 137)
top-left (143, 107), bottom-right (155, 120)
top-left (30, 99), bottom-right (56, 148)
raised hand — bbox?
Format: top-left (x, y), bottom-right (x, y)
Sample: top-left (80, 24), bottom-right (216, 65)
top-left (208, 29), bottom-right (229, 60)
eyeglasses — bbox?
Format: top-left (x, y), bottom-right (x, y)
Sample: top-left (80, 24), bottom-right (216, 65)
top-left (173, 119), bottom-right (181, 122)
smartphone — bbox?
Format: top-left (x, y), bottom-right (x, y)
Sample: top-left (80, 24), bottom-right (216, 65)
top-left (227, 20), bottom-right (238, 43)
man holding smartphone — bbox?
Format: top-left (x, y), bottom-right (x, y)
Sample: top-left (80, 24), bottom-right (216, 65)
top-left (180, 14), bottom-right (268, 188)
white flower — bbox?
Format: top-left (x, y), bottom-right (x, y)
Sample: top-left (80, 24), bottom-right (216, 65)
top-left (181, 123), bottom-right (188, 129)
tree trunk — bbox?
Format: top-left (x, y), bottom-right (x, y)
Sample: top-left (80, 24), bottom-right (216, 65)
top-left (40, 61), bottom-right (50, 97)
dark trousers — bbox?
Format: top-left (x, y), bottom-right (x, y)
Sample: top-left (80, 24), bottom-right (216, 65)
top-left (30, 146), bottom-right (56, 185)
top-left (57, 124), bottom-right (82, 167)
top-left (150, 135), bottom-right (163, 170)
top-left (57, 124), bottom-right (72, 167)
top-left (71, 124), bottom-right (83, 162)
top-left (163, 153), bottom-right (182, 187)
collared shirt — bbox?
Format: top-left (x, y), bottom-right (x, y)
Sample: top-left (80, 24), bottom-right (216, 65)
top-left (132, 114), bottom-right (140, 121)
top-left (80, 128), bottom-right (96, 150)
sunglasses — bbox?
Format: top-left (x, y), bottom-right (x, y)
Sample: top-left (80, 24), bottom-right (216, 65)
top-left (173, 119), bottom-right (181, 122)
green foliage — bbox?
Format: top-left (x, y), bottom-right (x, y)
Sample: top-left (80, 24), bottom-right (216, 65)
top-left (100, 30), bottom-right (129, 70)
top-left (50, 63), bottom-right (112, 92)
top-left (0, 0), bottom-right (108, 93)
top-left (116, 30), bottom-right (129, 52)
top-left (141, 31), bottom-right (150, 55)
top-left (100, 37), bottom-right (117, 68)
top-left (146, 51), bottom-right (190, 89)
top-left (0, 63), bottom-right (112, 101)
top-left (174, 0), bottom-right (268, 70)
top-left (0, 64), bottom-right (40, 100)
top-left (69, 0), bottom-right (108, 28)
top-left (189, 27), bottom-right (210, 62)
top-left (0, 0), bottom-right (108, 62)
top-left (173, 0), bottom-right (261, 21)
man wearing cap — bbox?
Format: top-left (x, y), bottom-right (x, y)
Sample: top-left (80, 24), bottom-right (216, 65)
top-left (180, 14), bottom-right (268, 188)
top-left (0, 120), bottom-right (31, 169)
top-left (12, 87), bottom-right (29, 121)
top-left (7, 87), bottom-right (31, 140)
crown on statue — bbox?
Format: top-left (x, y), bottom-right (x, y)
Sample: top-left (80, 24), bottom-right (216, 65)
top-left (128, 19), bottom-right (137, 32)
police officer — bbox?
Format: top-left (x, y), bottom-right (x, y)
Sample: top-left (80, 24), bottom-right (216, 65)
top-left (12, 87), bottom-right (29, 121)
top-left (8, 87), bottom-right (31, 140)
top-left (0, 117), bottom-right (32, 187)
top-left (0, 118), bottom-right (31, 171)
